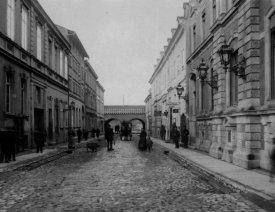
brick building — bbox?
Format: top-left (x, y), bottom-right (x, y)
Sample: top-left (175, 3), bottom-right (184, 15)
top-left (0, 0), bottom-right (70, 152)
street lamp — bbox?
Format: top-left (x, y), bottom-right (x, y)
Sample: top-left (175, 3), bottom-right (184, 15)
top-left (197, 58), bottom-right (218, 89)
top-left (163, 110), bottom-right (168, 117)
top-left (68, 101), bottom-right (75, 151)
top-left (176, 84), bottom-right (184, 98)
top-left (218, 43), bottom-right (246, 79)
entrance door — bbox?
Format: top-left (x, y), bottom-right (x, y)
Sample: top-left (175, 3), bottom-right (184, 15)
top-left (34, 108), bottom-right (44, 131)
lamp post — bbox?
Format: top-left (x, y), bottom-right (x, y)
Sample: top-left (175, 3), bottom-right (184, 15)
top-left (218, 43), bottom-right (246, 79)
top-left (197, 59), bottom-right (218, 89)
top-left (68, 101), bottom-right (75, 151)
top-left (176, 84), bottom-right (184, 98)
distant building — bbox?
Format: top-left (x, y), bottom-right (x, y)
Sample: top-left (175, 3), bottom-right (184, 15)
top-left (84, 60), bottom-right (98, 134)
top-left (148, 15), bottom-right (188, 140)
top-left (57, 25), bottom-right (89, 134)
top-left (0, 0), bottom-right (70, 150)
top-left (96, 81), bottom-right (105, 133)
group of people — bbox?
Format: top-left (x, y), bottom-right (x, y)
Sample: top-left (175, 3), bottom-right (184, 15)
top-left (0, 129), bottom-right (17, 163)
top-left (170, 124), bottom-right (189, 149)
top-left (138, 128), bottom-right (153, 151)
top-left (76, 128), bottom-right (101, 143)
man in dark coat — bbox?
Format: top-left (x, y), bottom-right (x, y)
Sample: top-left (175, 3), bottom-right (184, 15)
top-left (172, 127), bottom-right (180, 148)
top-left (96, 128), bottom-right (100, 138)
top-left (105, 124), bottom-right (114, 151)
top-left (139, 128), bottom-right (147, 151)
top-left (181, 126), bottom-right (190, 148)
top-left (270, 139), bottom-right (275, 182)
top-left (77, 128), bottom-right (82, 143)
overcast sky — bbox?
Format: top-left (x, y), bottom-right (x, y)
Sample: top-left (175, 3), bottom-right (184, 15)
top-left (38, 0), bottom-right (187, 105)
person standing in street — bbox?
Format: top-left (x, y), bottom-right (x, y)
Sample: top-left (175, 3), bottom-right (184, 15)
top-left (77, 128), bottom-right (82, 143)
top-left (172, 127), bottom-right (180, 148)
top-left (105, 124), bottom-right (114, 151)
top-left (181, 126), bottom-right (190, 148)
top-left (269, 139), bottom-right (275, 182)
top-left (96, 128), bottom-right (100, 138)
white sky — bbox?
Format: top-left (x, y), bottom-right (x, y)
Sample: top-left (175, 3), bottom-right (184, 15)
top-left (38, 0), bottom-right (187, 105)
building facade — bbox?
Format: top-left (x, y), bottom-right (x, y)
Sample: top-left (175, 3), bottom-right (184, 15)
top-left (0, 0), bottom-right (70, 152)
top-left (144, 89), bottom-right (152, 134)
top-left (96, 81), bottom-right (105, 134)
top-left (84, 60), bottom-right (98, 134)
top-left (57, 25), bottom-right (89, 134)
top-left (148, 16), bottom-right (188, 140)
top-left (185, 0), bottom-right (275, 170)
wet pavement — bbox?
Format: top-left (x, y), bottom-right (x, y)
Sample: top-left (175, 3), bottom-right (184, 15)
top-left (0, 135), bottom-right (267, 211)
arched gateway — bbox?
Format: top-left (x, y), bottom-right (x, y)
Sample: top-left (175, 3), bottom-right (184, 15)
top-left (104, 105), bottom-right (146, 131)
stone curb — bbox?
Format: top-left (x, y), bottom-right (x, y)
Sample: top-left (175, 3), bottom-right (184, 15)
top-left (154, 142), bottom-right (275, 201)
top-left (0, 136), bottom-right (105, 174)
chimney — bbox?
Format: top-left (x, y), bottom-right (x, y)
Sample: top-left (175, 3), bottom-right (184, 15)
top-left (167, 38), bottom-right (171, 44)
top-left (160, 51), bottom-right (164, 57)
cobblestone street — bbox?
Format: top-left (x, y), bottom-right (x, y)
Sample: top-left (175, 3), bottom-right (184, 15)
top-left (0, 135), bottom-right (266, 212)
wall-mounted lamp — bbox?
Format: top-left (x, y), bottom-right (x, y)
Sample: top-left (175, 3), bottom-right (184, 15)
top-left (218, 44), bottom-right (246, 79)
top-left (197, 59), bottom-right (218, 89)
top-left (176, 84), bottom-right (184, 98)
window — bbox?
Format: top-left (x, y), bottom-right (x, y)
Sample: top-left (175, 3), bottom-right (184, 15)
top-left (64, 55), bottom-right (68, 79)
top-left (21, 79), bottom-right (26, 114)
top-left (213, 0), bottom-right (216, 23)
top-left (193, 24), bottom-right (196, 50)
top-left (21, 6), bottom-right (28, 50)
top-left (36, 86), bottom-right (41, 104)
top-left (202, 10), bottom-right (206, 40)
top-left (271, 29), bottom-right (275, 98)
top-left (48, 39), bottom-right (52, 68)
top-left (60, 50), bottom-right (63, 76)
top-left (36, 24), bottom-right (42, 60)
top-left (230, 50), bottom-right (238, 106)
top-left (7, 0), bottom-right (15, 40)
top-left (55, 46), bottom-right (59, 72)
top-left (5, 74), bottom-right (11, 113)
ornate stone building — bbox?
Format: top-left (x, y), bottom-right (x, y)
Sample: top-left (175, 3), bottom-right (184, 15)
top-left (186, 0), bottom-right (275, 170)
top-left (96, 81), bottom-right (105, 134)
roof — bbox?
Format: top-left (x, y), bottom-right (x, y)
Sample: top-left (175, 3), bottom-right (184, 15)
top-left (85, 60), bottom-right (98, 79)
top-left (56, 25), bottom-right (89, 58)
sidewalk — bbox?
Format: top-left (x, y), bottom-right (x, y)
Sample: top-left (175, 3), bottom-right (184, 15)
top-left (0, 136), bottom-right (103, 173)
top-left (152, 137), bottom-right (275, 200)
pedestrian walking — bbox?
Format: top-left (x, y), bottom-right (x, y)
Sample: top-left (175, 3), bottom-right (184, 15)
top-left (138, 128), bottom-right (147, 151)
top-left (146, 136), bottom-right (153, 152)
top-left (160, 125), bottom-right (166, 140)
top-left (172, 127), bottom-right (180, 148)
top-left (34, 130), bottom-right (45, 153)
top-left (105, 124), bottom-right (114, 151)
top-left (96, 128), bottom-right (100, 138)
top-left (181, 126), bottom-right (190, 148)
top-left (270, 139), bottom-right (275, 182)
top-left (77, 128), bottom-right (82, 143)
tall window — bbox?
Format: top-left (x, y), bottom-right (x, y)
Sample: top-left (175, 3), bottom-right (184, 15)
top-left (271, 29), bottom-right (275, 98)
top-left (21, 79), bottom-right (26, 114)
top-left (193, 24), bottom-right (196, 50)
top-left (55, 46), bottom-right (59, 72)
top-left (59, 50), bottom-right (63, 76)
top-left (230, 50), bottom-right (239, 106)
top-left (5, 74), bottom-right (11, 113)
top-left (213, 0), bottom-right (217, 23)
top-left (36, 24), bottom-right (42, 60)
top-left (64, 55), bottom-right (68, 79)
top-left (21, 6), bottom-right (28, 50)
top-left (48, 39), bottom-right (52, 68)
top-left (7, 0), bottom-right (15, 40)
top-left (202, 10), bottom-right (206, 40)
